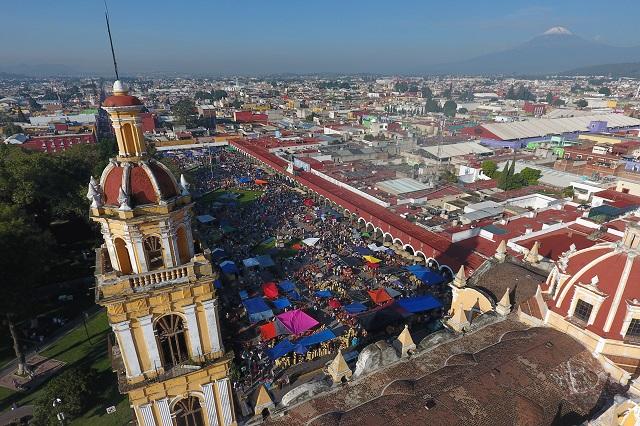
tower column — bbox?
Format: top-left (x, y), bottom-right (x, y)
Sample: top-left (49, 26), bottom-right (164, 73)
top-left (201, 383), bottom-right (220, 426)
top-left (138, 315), bottom-right (162, 372)
top-left (215, 378), bottom-right (234, 426)
top-left (112, 320), bottom-right (141, 378)
top-left (184, 216), bottom-right (195, 259)
top-left (138, 403), bottom-right (157, 426)
top-left (183, 304), bottom-right (203, 358)
top-left (159, 221), bottom-right (176, 268)
top-left (202, 298), bottom-right (223, 354)
top-left (127, 225), bottom-right (149, 273)
top-left (100, 222), bottom-right (118, 269)
top-left (154, 398), bottom-right (172, 426)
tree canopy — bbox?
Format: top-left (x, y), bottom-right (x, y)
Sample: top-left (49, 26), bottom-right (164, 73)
top-left (442, 100), bottom-right (457, 117)
top-left (506, 84), bottom-right (535, 101)
top-left (172, 98), bottom-right (198, 127)
top-left (33, 367), bottom-right (99, 425)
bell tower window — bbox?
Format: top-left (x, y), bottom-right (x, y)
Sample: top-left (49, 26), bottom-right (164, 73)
top-left (155, 315), bottom-right (189, 368)
top-left (114, 237), bottom-right (133, 274)
top-left (144, 236), bottom-right (164, 270)
top-left (172, 396), bottom-right (205, 426)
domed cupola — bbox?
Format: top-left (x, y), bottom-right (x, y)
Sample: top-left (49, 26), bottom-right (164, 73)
top-left (102, 80), bottom-right (147, 158)
top-left (100, 158), bottom-right (180, 208)
top-left (545, 223), bottom-right (640, 341)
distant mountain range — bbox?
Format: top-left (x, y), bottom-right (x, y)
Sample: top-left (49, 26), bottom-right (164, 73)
top-left (431, 27), bottom-right (640, 76)
top-left (564, 62), bottom-right (640, 77)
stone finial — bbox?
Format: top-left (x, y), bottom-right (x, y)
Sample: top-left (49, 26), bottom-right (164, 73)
top-left (447, 302), bottom-right (470, 333)
top-left (525, 241), bottom-right (541, 264)
top-left (86, 176), bottom-right (103, 208)
top-left (327, 349), bottom-right (352, 384)
top-left (179, 174), bottom-right (190, 195)
top-left (495, 240), bottom-right (507, 262)
top-left (118, 186), bottom-right (132, 211)
top-left (252, 384), bottom-right (274, 416)
top-left (495, 287), bottom-right (512, 316)
top-left (393, 324), bottom-right (416, 357)
top-left (452, 265), bottom-right (467, 288)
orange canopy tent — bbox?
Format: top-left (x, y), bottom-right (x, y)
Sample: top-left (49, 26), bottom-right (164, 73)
top-left (368, 288), bottom-right (392, 305)
top-left (255, 179), bottom-right (268, 185)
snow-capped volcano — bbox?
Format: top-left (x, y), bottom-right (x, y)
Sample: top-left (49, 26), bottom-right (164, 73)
top-left (542, 26), bottom-right (573, 36)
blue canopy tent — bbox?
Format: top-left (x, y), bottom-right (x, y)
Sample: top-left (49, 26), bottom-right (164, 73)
top-left (405, 265), bottom-right (428, 274)
top-left (211, 248), bottom-right (227, 261)
top-left (278, 280), bottom-right (296, 292)
top-left (315, 290), bottom-right (332, 298)
top-left (237, 176), bottom-right (252, 183)
top-left (405, 265), bottom-right (444, 285)
top-left (415, 270), bottom-right (445, 286)
top-left (293, 343), bottom-right (308, 355)
top-left (272, 298), bottom-right (292, 310)
top-left (297, 329), bottom-right (336, 348)
top-left (267, 339), bottom-right (295, 360)
top-left (287, 290), bottom-right (302, 301)
top-left (344, 302), bottom-right (367, 314)
top-left (396, 295), bottom-right (443, 314)
top-left (256, 255), bottom-right (275, 268)
top-left (243, 297), bottom-right (274, 323)
top-left (219, 260), bottom-right (239, 274)
top-left (354, 246), bottom-right (374, 256)
top-left (239, 290), bottom-right (249, 300)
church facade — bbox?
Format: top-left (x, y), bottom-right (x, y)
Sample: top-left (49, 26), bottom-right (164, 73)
top-left (89, 80), bottom-right (236, 426)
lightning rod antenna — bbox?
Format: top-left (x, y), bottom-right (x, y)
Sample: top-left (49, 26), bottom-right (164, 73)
top-left (104, 0), bottom-right (119, 81)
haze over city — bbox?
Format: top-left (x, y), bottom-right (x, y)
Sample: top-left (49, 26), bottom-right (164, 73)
top-left (3, 0), bottom-right (640, 75)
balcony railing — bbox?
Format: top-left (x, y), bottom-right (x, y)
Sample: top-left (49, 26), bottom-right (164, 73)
top-left (95, 247), bottom-right (213, 301)
top-left (129, 265), bottom-right (191, 290)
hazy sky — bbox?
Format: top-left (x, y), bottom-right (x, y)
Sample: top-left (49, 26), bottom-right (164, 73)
top-left (3, 0), bottom-right (640, 75)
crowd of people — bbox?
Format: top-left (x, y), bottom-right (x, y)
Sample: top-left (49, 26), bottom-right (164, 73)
top-left (160, 147), bottom-right (452, 401)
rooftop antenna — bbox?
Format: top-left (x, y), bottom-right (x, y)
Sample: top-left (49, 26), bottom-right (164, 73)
top-left (104, 0), bottom-right (119, 81)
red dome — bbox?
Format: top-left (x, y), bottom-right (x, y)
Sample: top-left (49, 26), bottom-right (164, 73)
top-left (101, 160), bottom-right (180, 207)
top-left (548, 242), bottom-right (640, 340)
top-left (103, 94), bottom-right (143, 108)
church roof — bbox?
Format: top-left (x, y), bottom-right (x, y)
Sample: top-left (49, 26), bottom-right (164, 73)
top-left (101, 159), bottom-right (179, 207)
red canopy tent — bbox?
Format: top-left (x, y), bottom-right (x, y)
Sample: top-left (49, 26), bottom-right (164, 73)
top-left (255, 179), bottom-right (268, 185)
top-left (303, 198), bottom-right (315, 207)
top-left (291, 243), bottom-right (303, 250)
top-left (259, 322), bottom-right (277, 341)
top-left (262, 282), bottom-right (279, 299)
top-left (328, 298), bottom-right (342, 309)
top-left (368, 288), bottom-right (392, 305)
top-left (366, 261), bottom-right (380, 269)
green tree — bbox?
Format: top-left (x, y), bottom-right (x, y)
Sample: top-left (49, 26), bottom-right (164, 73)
top-left (496, 162), bottom-right (510, 189)
top-left (2, 122), bottom-right (23, 137)
top-left (598, 87), bottom-right (611, 96)
top-left (545, 92), bottom-right (554, 104)
top-left (421, 86), bottom-right (433, 99)
top-left (172, 98), bottom-right (197, 127)
top-left (443, 100), bottom-right (457, 117)
top-left (33, 367), bottom-right (99, 425)
top-left (0, 203), bottom-right (53, 375)
top-left (481, 160), bottom-right (498, 178)
top-left (425, 99), bottom-right (441, 113)
top-left (575, 99), bottom-right (588, 108)
top-left (520, 167), bottom-right (541, 185)
top-left (562, 186), bottom-right (575, 198)
top-left (394, 81), bottom-right (409, 93)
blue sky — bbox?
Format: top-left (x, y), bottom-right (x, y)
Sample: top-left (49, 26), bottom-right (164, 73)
top-left (3, 0), bottom-right (640, 75)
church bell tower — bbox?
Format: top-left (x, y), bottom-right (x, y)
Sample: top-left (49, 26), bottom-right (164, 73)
top-left (89, 81), bottom-right (236, 426)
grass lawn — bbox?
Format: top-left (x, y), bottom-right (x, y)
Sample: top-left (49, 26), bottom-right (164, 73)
top-left (0, 311), bottom-right (131, 425)
top-left (198, 188), bottom-right (263, 205)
